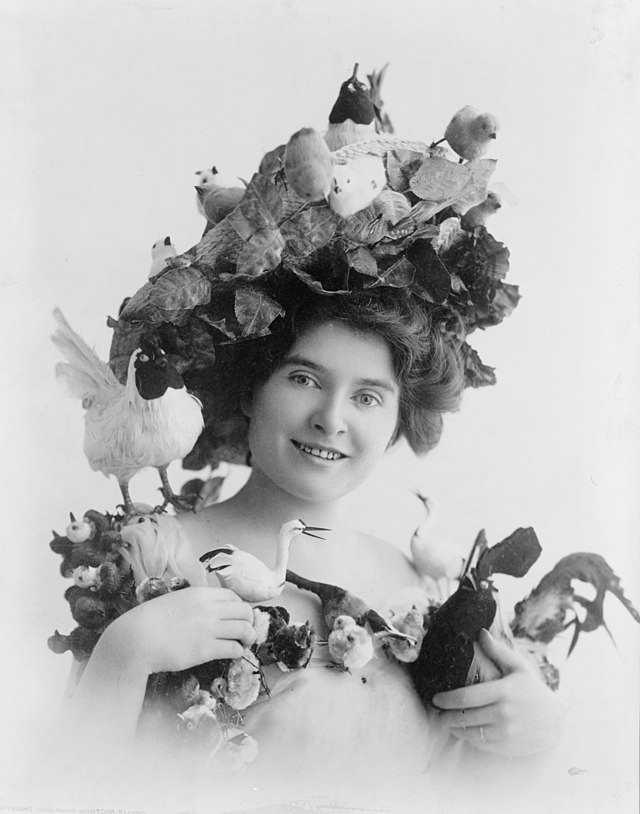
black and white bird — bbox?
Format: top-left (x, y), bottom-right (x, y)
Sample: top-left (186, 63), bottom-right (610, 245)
top-left (199, 519), bottom-right (329, 603)
top-left (52, 308), bottom-right (204, 515)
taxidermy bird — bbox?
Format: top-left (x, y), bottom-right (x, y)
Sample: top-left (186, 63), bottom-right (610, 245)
top-left (51, 308), bottom-right (204, 515)
top-left (118, 512), bottom-right (208, 601)
top-left (460, 190), bottom-right (502, 231)
top-left (325, 63), bottom-right (377, 151)
top-left (328, 615), bottom-right (375, 671)
top-left (410, 527), bottom-right (541, 707)
top-left (328, 154), bottom-right (387, 218)
top-left (272, 620), bottom-right (317, 671)
top-left (510, 552), bottom-right (640, 656)
top-left (286, 570), bottom-right (416, 645)
top-left (433, 105), bottom-right (499, 162)
top-left (409, 492), bottom-right (465, 600)
top-left (384, 607), bottom-right (426, 663)
top-left (199, 519), bottom-right (329, 603)
top-left (149, 236), bottom-right (177, 279)
top-left (284, 127), bottom-right (333, 201)
top-left (195, 166), bottom-right (245, 227)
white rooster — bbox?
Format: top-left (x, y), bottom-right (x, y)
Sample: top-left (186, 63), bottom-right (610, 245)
top-left (51, 308), bottom-right (204, 514)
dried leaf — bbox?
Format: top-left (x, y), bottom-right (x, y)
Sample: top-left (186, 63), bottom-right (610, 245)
top-left (108, 318), bottom-right (144, 383)
top-left (461, 343), bottom-right (496, 388)
top-left (385, 150), bottom-right (425, 192)
top-left (227, 174), bottom-right (284, 239)
top-left (406, 239), bottom-right (451, 304)
top-left (409, 157), bottom-right (497, 213)
top-left (235, 229), bottom-right (286, 278)
top-left (234, 287), bottom-right (285, 339)
top-left (367, 257), bottom-right (415, 289)
top-left (338, 207), bottom-right (388, 244)
top-left (289, 265), bottom-right (351, 296)
top-left (119, 268), bottom-right (212, 326)
top-left (372, 189), bottom-right (411, 225)
top-left (197, 311), bottom-right (237, 340)
top-left (280, 205), bottom-right (339, 257)
top-left (346, 246), bottom-right (378, 277)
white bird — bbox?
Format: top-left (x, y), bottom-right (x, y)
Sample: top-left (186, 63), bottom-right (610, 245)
top-left (51, 309), bottom-right (204, 515)
top-left (284, 127), bottom-right (333, 202)
top-left (195, 166), bottom-right (245, 226)
top-left (409, 492), bottom-right (464, 600)
top-left (149, 235), bottom-right (177, 279)
top-left (327, 615), bottom-right (375, 671)
top-left (460, 190), bottom-right (502, 231)
top-left (199, 519), bottom-right (329, 603)
top-left (328, 154), bottom-right (387, 218)
top-left (436, 105), bottom-right (499, 162)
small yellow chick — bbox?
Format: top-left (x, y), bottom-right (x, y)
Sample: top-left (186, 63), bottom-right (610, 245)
top-left (328, 154), bottom-right (386, 218)
top-left (284, 127), bottom-right (333, 202)
top-left (460, 190), bottom-right (502, 230)
top-left (442, 105), bottom-right (499, 161)
top-left (328, 615), bottom-right (375, 671)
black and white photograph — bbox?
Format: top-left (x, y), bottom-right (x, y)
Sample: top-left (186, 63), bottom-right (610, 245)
top-left (2, 2), bottom-right (639, 812)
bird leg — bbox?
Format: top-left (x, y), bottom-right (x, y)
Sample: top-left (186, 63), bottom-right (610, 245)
top-left (157, 465), bottom-right (196, 512)
top-left (118, 480), bottom-right (137, 518)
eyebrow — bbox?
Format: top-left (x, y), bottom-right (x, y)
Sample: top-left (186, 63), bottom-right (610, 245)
top-left (280, 354), bottom-right (399, 394)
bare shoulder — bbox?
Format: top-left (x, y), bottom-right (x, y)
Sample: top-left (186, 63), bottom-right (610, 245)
top-left (174, 501), bottom-right (243, 559)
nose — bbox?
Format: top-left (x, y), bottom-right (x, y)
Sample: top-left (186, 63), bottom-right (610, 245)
top-left (310, 394), bottom-right (347, 436)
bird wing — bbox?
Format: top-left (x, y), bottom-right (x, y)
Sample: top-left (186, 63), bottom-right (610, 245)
top-left (52, 308), bottom-right (123, 402)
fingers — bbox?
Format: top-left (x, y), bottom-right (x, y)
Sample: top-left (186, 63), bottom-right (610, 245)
top-left (433, 680), bottom-right (503, 709)
top-left (215, 599), bottom-right (255, 623)
top-left (477, 628), bottom-right (526, 673)
top-left (438, 704), bottom-right (492, 730)
top-left (215, 620), bottom-right (257, 648)
top-left (211, 640), bottom-right (246, 660)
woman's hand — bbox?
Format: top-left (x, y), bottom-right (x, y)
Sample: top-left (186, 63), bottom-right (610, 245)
top-left (100, 586), bottom-right (257, 676)
top-left (433, 629), bottom-right (564, 757)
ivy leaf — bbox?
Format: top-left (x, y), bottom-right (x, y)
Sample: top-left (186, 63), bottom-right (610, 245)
top-left (119, 267), bottom-right (212, 326)
top-left (338, 207), bottom-right (388, 244)
top-left (235, 229), bottom-right (286, 278)
top-left (385, 150), bottom-right (425, 192)
top-left (108, 318), bottom-right (144, 383)
top-left (234, 287), bottom-right (285, 339)
top-left (289, 265), bottom-right (351, 295)
top-left (197, 310), bottom-right (237, 340)
top-left (366, 257), bottom-right (415, 289)
top-left (372, 189), bottom-right (412, 225)
top-left (346, 246), bottom-right (378, 277)
top-left (406, 239), bottom-right (451, 304)
top-left (227, 174), bottom-right (284, 238)
top-left (280, 205), bottom-right (339, 257)
top-left (409, 157), bottom-right (497, 213)
top-left (461, 343), bottom-right (496, 388)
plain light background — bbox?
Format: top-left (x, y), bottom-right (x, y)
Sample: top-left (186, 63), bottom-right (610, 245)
top-left (2, 1), bottom-right (639, 811)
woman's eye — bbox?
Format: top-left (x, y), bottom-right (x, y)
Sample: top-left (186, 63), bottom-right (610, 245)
top-left (355, 392), bottom-right (381, 408)
top-left (289, 373), bottom-right (317, 388)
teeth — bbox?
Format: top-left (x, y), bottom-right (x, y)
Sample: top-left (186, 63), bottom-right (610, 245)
top-left (296, 442), bottom-right (343, 461)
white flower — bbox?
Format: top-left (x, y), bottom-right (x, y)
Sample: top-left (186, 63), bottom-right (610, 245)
top-left (221, 649), bottom-right (261, 710)
top-left (432, 217), bottom-right (464, 254)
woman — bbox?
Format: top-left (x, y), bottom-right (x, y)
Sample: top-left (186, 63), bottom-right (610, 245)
top-left (62, 287), bottom-right (562, 807)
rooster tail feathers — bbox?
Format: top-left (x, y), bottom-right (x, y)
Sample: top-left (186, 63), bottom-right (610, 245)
top-left (51, 308), bottom-right (121, 399)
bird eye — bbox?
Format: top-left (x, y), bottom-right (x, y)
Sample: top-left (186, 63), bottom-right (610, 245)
top-left (137, 517), bottom-right (146, 524)
top-left (138, 353), bottom-right (149, 362)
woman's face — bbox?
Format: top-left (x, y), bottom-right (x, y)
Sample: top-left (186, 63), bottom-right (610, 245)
top-left (246, 321), bottom-right (400, 504)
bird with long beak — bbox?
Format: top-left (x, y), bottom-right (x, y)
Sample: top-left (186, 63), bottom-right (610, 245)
top-left (199, 519), bottom-right (329, 603)
top-left (409, 491), bottom-right (465, 600)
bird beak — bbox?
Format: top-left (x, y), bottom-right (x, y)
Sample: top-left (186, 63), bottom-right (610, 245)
top-left (490, 133), bottom-right (497, 139)
top-left (301, 525), bottom-right (330, 540)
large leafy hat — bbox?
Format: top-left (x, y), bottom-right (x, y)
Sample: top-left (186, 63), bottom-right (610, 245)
top-left (108, 65), bottom-right (518, 469)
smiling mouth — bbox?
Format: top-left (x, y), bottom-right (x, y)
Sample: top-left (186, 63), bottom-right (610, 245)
top-left (292, 440), bottom-right (347, 461)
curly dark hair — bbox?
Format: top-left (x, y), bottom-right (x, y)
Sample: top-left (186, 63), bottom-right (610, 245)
top-left (184, 280), bottom-right (464, 468)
